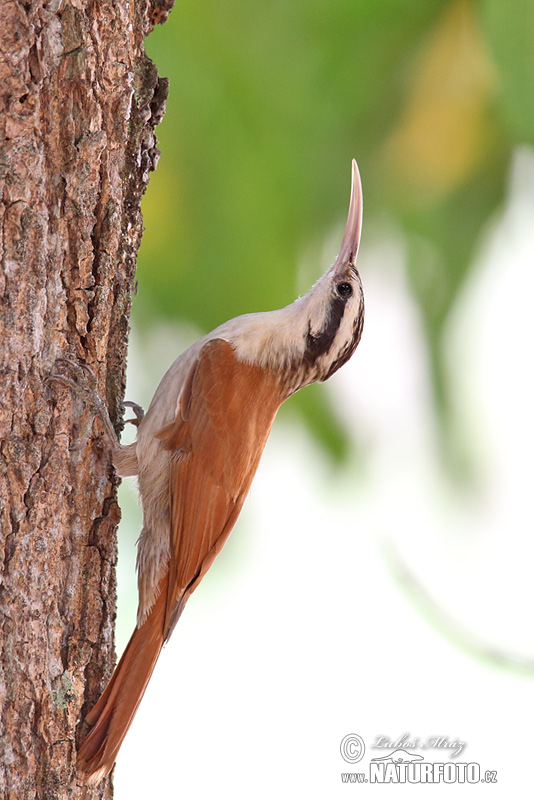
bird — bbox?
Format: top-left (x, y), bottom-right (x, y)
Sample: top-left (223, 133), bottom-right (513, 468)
top-left (67, 160), bottom-right (364, 783)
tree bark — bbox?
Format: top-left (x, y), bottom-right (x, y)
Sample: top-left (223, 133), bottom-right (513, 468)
top-left (0, 0), bottom-right (173, 796)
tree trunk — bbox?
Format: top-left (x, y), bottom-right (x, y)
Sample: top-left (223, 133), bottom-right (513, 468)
top-left (0, 0), bottom-right (172, 796)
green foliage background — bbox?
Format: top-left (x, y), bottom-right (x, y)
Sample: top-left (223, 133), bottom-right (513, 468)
top-left (136, 0), bottom-right (533, 460)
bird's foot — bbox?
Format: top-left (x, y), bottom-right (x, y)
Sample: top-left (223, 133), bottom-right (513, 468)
top-left (47, 358), bottom-right (119, 450)
top-left (123, 400), bottom-right (145, 428)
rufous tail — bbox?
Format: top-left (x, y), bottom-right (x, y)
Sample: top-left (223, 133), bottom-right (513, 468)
top-left (77, 577), bottom-right (167, 784)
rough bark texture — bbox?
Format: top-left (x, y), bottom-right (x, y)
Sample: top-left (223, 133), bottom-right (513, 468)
top-left (0, 0), bottom-right (173, 796)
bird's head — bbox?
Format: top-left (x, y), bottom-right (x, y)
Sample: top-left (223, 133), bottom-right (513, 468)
top-left (224, 160), bottom-right (364, 389)
top-left (299, 159), bottom-right (364, 383)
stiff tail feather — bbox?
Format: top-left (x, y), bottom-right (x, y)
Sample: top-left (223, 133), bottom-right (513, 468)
top-left (77, 577), bottom-right (168, 784)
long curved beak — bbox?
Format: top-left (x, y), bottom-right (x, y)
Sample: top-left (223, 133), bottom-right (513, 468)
top-left (333, 159), bottom-right (363, 268)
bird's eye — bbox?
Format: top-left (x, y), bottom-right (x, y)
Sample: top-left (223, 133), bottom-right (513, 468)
top-left (337, 282), bottom-right (352, 298)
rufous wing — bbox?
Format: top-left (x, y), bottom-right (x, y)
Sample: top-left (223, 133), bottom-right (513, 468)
top-left (77, 339), bottom-right (285, 782)
top-left (156, 338), bottom-right (286, 638)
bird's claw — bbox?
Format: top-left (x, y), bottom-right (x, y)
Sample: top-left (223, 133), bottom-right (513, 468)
top-left (56, 356), bottom-right (97, 391)
top-left (47, 358), bottom-right (118, 448)
top-left (47, 358), bottom-right (98, 395)
top-left (123, 401), bottom-right (145, 428)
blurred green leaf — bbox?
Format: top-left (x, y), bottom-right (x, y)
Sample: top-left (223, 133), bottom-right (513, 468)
top-left (135, 0), bottom-right (526, 463)
top-left (141, 0), bottom-right (445, 326)
top-left (482, 0), bottom-right (534, 144)
top-left (282, 381), bottom-right (351, 463)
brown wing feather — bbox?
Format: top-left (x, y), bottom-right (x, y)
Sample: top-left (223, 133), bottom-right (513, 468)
top-left (77, 339), bottom-right (285, 783)
top-left (156, 338), bottom-right (285, 638)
